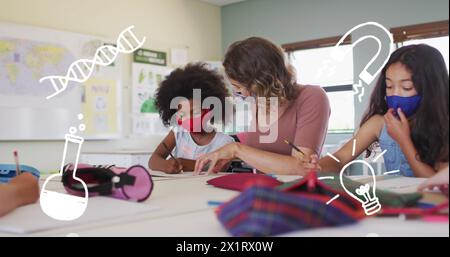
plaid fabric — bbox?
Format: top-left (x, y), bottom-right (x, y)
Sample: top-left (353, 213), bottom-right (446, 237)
top-left (277, 173), bottom-right (422, 208)
top-left (217, 172), bottom-right (364, 237)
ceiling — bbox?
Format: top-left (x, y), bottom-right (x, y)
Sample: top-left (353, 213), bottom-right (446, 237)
top-left (199, 0), bottom-right (247, 6)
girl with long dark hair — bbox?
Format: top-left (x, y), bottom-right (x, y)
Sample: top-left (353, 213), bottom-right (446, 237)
top-left (306, 44), bottom-right (449, 177)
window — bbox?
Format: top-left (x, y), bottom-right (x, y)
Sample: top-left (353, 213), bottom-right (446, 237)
top-left (391, 20), bottom-right (449, 71)
top-left (283, 20), bottom-right (449, 134)
top-left (288, 45), bottom-right (355, 133)
top-left (402, 36), bottom-right (449, 72)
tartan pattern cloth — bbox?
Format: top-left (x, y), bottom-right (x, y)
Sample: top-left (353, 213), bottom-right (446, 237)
top-left (216, 172), bottom-right (365, 237)
top-left (277, 173), bottom-right (422, 208)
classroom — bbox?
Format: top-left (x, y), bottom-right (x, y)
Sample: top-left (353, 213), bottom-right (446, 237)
top-left (0, 0), bottom-right (448, 241)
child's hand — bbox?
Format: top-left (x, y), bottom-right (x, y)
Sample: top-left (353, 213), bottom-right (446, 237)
top-left (10, 173), bottom-right (39, 206)
top-left (299, 154), bottom-right (322, 173)
top-left (308, 154), bottom-right (321, 171)
top-left (384, 108), bottom-right (411, 143)
top-left (418, 168), bottom-right (449, 197)
top-left (164, 158), bottom-right (183, 174)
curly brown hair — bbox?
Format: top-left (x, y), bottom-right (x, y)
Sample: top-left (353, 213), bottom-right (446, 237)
top-left (155, 62), bottom-right (230, 127)
top-left (223, 37), bottom-right (298, 106)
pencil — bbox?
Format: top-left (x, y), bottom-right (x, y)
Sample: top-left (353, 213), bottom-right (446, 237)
top-left (162, 142), bottom-right (183, 171)
top-left (13, 150), bottom-right (21, 176)
top-left (284, 139), bottom-right (305, 157)
top-left (207, 200), bottom-right (224, 206)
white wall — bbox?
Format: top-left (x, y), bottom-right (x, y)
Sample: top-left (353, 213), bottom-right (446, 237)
top-left (0, 0), bottom-right (221, 171)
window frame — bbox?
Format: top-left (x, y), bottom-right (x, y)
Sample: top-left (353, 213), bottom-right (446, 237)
top-left (390, 20), bottom-right (449, 44)
top-left (283, 35), bottom-right (352, 52)
top-left (283, 36), bottom-right (355, 133)
top-left (283, 35), bottom-right (353, 93)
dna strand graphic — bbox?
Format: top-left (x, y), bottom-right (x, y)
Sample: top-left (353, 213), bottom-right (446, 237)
top-left (40, 26), bottom-right (145, 99)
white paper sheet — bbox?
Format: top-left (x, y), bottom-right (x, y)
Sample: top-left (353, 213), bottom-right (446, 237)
top-left (366, 176), bottom-right (427, 194)
top-left (149, 170), bottom-right (213, 178)
top-left (0, 197), bottom-right (159, 234)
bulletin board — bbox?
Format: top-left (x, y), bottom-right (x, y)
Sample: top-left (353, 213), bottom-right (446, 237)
top-left (0, 22), bottom-right (122, 140)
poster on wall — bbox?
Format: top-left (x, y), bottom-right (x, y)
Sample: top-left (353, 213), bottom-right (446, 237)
top-left (82, 78), bottom-right (120, 138)
top-left (131, 60), bottom-right (172, 136)
top-left (0, 21), bottom-right (122, 140)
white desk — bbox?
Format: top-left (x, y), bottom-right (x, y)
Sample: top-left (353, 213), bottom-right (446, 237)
top-left (80, 150), bottom-right (152, 168)
top-left (1, 174), bottom-right (448, 237)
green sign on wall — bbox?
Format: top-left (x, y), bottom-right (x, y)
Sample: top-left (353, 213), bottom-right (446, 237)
top-left (133, 48), bottom-right (167, 66)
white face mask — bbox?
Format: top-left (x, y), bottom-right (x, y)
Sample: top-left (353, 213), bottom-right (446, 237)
top-left (233, 90), bottom-right (247, 101)
top-left (227, 76), bottom-right (253, 101)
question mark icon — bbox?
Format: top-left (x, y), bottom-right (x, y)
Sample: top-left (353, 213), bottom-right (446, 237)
top-left (331, 21), bottom-right (393, 102)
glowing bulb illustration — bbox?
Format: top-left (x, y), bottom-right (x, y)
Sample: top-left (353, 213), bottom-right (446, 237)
top-left (339, 160), bottom-right (381, 216)
top-left (40, 114), bottom-right (88, 221)
top-left (326, 139), bottom-right (388, 215)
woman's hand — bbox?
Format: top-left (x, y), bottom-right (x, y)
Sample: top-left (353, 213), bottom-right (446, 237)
top-left (384, 108), bottom-right (411, 144)
top-left (194, 143), bottom-right (238, 175)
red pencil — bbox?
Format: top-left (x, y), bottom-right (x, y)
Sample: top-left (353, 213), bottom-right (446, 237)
top-left (13, 150), bottom-right (21, 176)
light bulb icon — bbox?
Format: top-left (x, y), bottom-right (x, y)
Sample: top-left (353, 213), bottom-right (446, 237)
top-left (339, 160), bottom-right (381, 216)
top-left (40, 114), bottom-right (88, 221)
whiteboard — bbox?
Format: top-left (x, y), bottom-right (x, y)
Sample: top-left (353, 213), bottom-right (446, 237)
top-left (0, 22), bottom-right (122, 140)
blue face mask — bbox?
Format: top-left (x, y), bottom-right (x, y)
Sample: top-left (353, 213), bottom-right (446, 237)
top-left (386, 95), bottom-right (422, 117)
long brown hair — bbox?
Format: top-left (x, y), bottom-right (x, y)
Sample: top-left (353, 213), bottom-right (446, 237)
top-left (223, 37), bottom-right (298, 106)
top-left (360, 44), bottom-right (449, 167)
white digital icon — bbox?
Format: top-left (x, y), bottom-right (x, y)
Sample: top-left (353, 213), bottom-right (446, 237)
top-left (325, 139), bottom-right (388, 215)
top-left (40, 114), bottom-right (88, 221)
top-left (330, 21), bottom-right (393, 102)
top-left (339, 160), bottom-right (381, 216)
top-left (40, 26), bottom-right (146, 99)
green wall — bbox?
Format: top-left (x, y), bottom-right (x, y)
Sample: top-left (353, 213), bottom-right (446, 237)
top-left (222, 0), bottom-right (449, 52)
